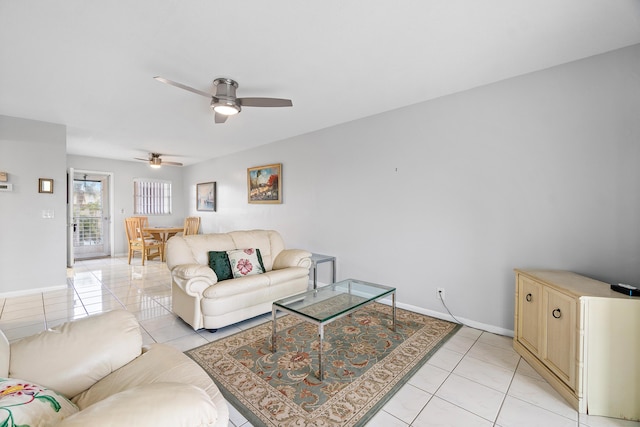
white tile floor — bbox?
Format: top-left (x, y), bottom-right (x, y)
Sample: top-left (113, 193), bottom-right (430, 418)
top-left (0, 257), bottom-right (637, 427)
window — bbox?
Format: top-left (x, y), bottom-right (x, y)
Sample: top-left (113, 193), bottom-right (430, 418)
top-left (133, 179), bottom-right (172, 215)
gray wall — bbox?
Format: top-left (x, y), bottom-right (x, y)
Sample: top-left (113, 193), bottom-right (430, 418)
top-left (2, 45), bottom-right (638, 334)
top-left (183, 44), bottom-right (640, 334)
top-left (0, 116), bottom-right (68, 294)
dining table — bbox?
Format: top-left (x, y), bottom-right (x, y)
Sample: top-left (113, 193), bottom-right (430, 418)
top-left (143, 226), bottom-right (183, 261)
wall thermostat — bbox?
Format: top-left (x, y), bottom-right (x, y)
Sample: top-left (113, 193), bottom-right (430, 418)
top-left (0, 183), bottom-right (13, 192)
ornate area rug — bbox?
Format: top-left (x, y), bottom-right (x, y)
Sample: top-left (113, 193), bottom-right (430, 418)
top-left (186, 303), bottom-right (460, 427)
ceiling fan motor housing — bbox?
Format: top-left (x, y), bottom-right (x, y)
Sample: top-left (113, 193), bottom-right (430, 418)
top-left (211, 78), bottom-right (241, 114)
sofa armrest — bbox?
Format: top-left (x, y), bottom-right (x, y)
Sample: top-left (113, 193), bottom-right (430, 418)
top-left (171, 264), bottom-right (217, 296)
top-left (272, 249), bottom-right (312, 270)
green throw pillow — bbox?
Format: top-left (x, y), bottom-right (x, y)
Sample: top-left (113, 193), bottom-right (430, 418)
top-left (208, 251), bottom-right (233, 281)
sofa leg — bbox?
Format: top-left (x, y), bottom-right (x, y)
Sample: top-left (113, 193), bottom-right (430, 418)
top-left (205, 329), bottom-right (218, 333)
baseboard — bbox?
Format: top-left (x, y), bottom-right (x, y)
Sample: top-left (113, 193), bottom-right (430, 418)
top-left (0, 284), bottom-right (68, 299)
top-left (374, 294), bottom-right (514, 338)
top-left (314, 280), bottom-right (514, 337)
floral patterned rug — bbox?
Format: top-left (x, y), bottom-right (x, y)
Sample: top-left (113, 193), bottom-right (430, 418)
top-left (186, 303), bottom-right (460, 427)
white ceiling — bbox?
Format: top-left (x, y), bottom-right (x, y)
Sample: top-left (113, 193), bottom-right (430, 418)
top-left (1, 1), bottom-right (639, 166)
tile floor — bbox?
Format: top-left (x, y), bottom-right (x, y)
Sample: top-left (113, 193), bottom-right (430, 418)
top-left (0, 257), bottom-right (637, 427)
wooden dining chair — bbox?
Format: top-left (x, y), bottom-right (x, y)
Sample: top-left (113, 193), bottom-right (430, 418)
top-left (183, 216), bottom-right (201, 235)
top-left (124, 217), bottom-right (163, 265)
top-left (134, 216), bottom-right (153, 238)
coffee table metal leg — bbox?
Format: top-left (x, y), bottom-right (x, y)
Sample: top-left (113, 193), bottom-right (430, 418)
top-left (318, 324), bottom-right (324, 380)
top-left (392, 292), bottom-right (396, 332)
top-left (272, 306), bottom-right (277, 352)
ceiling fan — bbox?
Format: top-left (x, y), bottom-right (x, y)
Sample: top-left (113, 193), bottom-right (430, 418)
top-left (134, 153), bottom-right (183, 168)
top-left (154, 76), bottom-right (293, 123)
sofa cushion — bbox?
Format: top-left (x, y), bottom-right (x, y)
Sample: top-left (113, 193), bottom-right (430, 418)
top-left (208, 251), bottom-right (233, 281)
top-left (228, 230), bottom-right (285, 271)
top-left (203, 273), bottom-right (271, 298)
top-left (0, 377), bottom-right (79, 426)
top-left (263, 266), bottom-right (312, 285)
top-left (9, 310), bottom-right (142, 398)
top-left (169, 233), bottom-right (237, 267)
top-left (59, 383), bottom-right (218, 427)
top-left (227, 248), bottom-right (266, 278)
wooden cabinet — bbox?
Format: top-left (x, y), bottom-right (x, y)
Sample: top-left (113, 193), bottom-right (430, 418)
top-left (514, 269), bottom-right (640, 421)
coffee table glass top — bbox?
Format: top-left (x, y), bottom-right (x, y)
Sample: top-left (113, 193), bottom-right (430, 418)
top-left (273, 279), bottom-right (395, 323)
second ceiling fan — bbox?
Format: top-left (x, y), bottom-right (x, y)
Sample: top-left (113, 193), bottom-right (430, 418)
top-left (154, 76), bottom-right (293, 123)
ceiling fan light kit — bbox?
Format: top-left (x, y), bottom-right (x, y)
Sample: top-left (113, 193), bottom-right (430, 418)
top-left (149, 157), bottom-right (162, 168)
top-left (211, 102), bottom-right (240, 116)
top-left (154, 76), bottom-right (292, 124)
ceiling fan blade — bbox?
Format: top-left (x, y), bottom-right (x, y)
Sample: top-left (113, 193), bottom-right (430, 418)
top-left (214, 112), bottom-right (228, 124)
top-left (238, 97), bottom-right (293, 108)
top-left (162, 161), bottom-right (183, 166)
top-left (134, 157), bottom-right (148, 161)
top-left (153, 76), bottom-right (213, 98)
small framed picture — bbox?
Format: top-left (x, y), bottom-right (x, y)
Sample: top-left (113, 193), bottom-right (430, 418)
top-left (196, 182), bottom-right (216, 211)
top-left (247, 163), bottom-right (282, 204)
top-left (39, 178), bottom-right (53, 193)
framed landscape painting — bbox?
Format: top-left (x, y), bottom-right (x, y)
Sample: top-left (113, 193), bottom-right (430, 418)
top-left (196, 182), bottom-right (216, 211)
top-left (247, 163), bottom-right (281, 204)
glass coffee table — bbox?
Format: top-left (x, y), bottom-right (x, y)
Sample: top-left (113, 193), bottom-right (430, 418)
top-left (271, 278), bottom-right (396, 380)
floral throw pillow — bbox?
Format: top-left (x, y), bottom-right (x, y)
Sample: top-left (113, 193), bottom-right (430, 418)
top-left (0, 378), bottom-right (79, 426)
top-left (227, 248), bottom-right (266, 278)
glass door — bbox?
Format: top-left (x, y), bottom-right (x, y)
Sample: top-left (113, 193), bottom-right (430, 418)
top-left (72, 172), bottom-right (111, 259)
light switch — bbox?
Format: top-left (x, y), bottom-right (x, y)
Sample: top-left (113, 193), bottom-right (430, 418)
top-left (42, 209), bottom-right (54, 219)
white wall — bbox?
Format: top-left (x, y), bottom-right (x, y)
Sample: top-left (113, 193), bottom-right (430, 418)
top-left (67, 155), bottom-right (186, 256)
top-left (183, 44), bottom-right (640, 333)
top-left (0, 116), bottom-right (67, 294)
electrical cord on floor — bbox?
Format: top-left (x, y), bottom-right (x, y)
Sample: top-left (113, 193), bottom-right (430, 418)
top-left (438, 290), bottom-right (466, 326)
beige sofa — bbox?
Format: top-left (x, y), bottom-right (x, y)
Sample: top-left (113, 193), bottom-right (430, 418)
top-left (166, 229), bottom-right (311, 330)
top-left (0, 310), bottom-right (228, 426)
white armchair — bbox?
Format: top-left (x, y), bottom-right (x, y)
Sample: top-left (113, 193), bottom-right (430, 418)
top-left (0, 310), bottom-right (229, 426)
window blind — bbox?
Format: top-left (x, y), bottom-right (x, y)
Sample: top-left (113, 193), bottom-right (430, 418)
top-left (133, 179), bottom-right (172, 215)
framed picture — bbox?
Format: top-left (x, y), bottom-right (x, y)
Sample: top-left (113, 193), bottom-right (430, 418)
top-left (247, 163), bottom-right (282, 204)
top-left (38, 178), bottom-right (53, 193)
top-left (196, 182), bottom-right (216, 211)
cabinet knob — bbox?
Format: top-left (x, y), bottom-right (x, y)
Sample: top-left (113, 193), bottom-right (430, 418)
top-left (525, 293), bottom-right (532, 302)
top-left (552, 308), bottom-right (562, 319)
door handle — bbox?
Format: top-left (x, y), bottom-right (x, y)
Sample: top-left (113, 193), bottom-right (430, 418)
top-left (525, 293), bottom-right (532, 302)
top-left (552, 308), bottom-right (562, 319)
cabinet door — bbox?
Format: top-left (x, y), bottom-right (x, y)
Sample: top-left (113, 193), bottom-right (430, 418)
top-left (517, 276), bottom-right (542, 356)
top-left (543, 287), bottom-right (576, 390)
